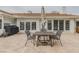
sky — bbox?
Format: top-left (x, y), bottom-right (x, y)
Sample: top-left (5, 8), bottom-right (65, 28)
top-left (0, 6), bottom-right (79, 15)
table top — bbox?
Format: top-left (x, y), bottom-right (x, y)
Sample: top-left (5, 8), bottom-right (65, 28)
top-left (34, 31), bottom-right (55, 36)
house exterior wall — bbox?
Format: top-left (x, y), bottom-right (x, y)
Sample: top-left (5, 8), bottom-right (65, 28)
top-left (16, 18), bottom-right (76, 33)
top-left (0, 16), bottom-right (76, 35)
top-left (70, 20), bottom-right (75, 33)
top-left (76, 19), bottom-right (79, 21)
top-left (0, 9), bottom-right (78, 35)
top-left (4, 16), bottom-right (16, 25)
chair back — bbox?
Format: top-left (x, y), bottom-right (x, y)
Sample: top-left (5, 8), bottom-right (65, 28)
top-left (25, 30), bottom-right (30, 37)
top-left (56, 30), bottom-right (62, 37)
top-left (31, 34), bottom-right (36, 39)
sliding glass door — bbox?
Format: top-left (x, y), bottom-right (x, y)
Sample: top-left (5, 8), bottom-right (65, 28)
top-left (59, 20), bottom-right (64, 30)
top-left (26, 22), bottom-right (30, 30)
top-left (54, 20), bottom-right (64, 31)
top-left (54, 20), bottom-right (58, 30)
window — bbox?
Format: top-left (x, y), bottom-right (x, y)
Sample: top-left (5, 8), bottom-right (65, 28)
top-left (65, 20), bottom-right (70, 30)
top-left (20, 22), bottom-right (24, 30)
top-left (47, 20), bottom-right (52, 30)
top-left (54, 20), bottom-right (58, 30)
top-left (59, 20), bottom-right (64, 30)
top-left (32, 22), bottom-right (36, 30)
top-left (0, 20), bottom-right (2, 29)
top-left (26, 22), bottom-right (30, 30)
top-left (54, 20), bottom-right (64, 31)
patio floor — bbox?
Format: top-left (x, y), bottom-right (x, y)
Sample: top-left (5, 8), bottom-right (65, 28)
top-left (0, 32), bottom-right (79, 53)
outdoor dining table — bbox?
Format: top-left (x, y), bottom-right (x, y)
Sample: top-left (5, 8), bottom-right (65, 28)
top-left (34, 31), bottom-right (56, 47)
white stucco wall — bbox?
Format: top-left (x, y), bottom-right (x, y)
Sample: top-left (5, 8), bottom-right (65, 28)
top-left (70, 20), bottom-right (75, 33)
top-left (17, 18), bottom-right (76, 33)
top-left (4, 16), bottom-right (15, 25)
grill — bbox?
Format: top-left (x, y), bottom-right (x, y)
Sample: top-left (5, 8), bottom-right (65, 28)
top-left (4, 25), bottom-right (19, 36)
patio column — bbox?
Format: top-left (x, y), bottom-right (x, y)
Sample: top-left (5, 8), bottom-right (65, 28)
top-left (2, 16), bottom-right (4, 30)
top-left (0, 16), bottom-right (4, 35)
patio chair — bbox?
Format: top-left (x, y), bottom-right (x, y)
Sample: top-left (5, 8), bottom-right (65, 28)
top-left (25, 30), bottom-right (36, 46)
top-left (50, 30), bottom-right (63, 46)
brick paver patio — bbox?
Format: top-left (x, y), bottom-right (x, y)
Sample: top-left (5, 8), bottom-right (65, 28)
top-left (0, 33), bottom-right (79, 53)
